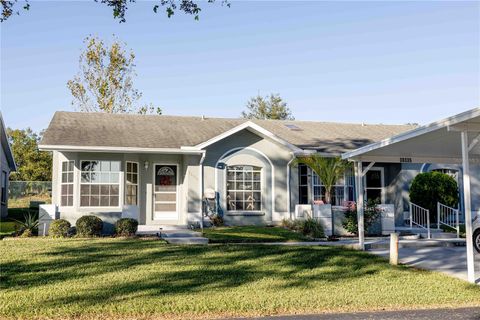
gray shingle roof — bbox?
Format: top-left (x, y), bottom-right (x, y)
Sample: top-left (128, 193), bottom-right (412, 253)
top-left (40, 111), bottom-right (416, 153)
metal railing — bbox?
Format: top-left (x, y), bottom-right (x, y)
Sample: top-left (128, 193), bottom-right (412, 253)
top-left (437, 202), bottom-right (460, 238)
top-left (409, 202), bottom-right (431, 239)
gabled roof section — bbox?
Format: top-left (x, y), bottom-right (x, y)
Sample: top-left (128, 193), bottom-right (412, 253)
top-left (39, 111), bottom-right (415, 154)
top-left (0, 112), bottom-right (16, 171)
top-left (187, 121), bottom-right (302, 152)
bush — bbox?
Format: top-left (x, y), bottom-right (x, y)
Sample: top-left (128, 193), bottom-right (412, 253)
top-left (76, 215), bottom-right (103, 237)
top-left (300, 218), bottom-right (324, 238)
top-left (409, 172), bottom-right (459, 222)
top-left (115, 218), bottom-right (138, 237)
top-left (343, 200), bottom-right (380, 235)
top-left (210, 214), bottom-right (224, 227)
top-left (49, 219), bottom-right (71, 238)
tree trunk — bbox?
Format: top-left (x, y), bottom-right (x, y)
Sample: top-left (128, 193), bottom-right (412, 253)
top-left (325, 188), bottom-right (332, 204)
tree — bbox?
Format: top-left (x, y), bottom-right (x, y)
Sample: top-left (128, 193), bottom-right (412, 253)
top-left (67, 35), bottom-right (161, 115)
top-left (293, 155), bottom-right (350, 204)
top-left (241, 94), bottom-right (294, 120)
top-left (7, 128), bottom-right (52, 181)
top-left (1, 0), bottom-right (229, 23)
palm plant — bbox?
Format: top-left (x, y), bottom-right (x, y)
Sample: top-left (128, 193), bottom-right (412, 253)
top-left (12, 211), bottom-right (41, 237)
top-left (294, 155), bottom-right (351, 204)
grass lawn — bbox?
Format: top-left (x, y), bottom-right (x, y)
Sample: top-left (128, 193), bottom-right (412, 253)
top-left (1, 238), bottom-right (479, 320)
top-left (201, 226), bottom-right (310, 243)
top-left (0, 222), bottom-right (18, 236)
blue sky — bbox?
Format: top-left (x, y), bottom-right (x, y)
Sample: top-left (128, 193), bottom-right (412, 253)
top-left (1, 1), bottom-right (479, 132)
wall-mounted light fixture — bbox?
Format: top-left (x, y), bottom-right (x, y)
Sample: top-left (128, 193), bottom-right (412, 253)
top-left (144, 161), bottom-right (149, 170)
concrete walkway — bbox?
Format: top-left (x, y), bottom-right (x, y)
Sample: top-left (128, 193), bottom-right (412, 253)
top-left (369, 246), bottom-right (480, 283)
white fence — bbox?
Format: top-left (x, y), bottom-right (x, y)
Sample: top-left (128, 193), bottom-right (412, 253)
top-left (437, 202), bottom-right (460, 238)
top-left (409, 202), bottom-right (431, 239)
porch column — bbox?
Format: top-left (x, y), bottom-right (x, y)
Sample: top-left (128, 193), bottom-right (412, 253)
top-left (461, 131), bottom-right (476, 283)
top-left (355, 161), bottom-right (365, 250)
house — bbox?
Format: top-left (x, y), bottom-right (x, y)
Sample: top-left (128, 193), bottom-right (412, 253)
top-left (0, 112), bottom-right (17, 218)
top-left (40, 111), bottom-right (449, 232)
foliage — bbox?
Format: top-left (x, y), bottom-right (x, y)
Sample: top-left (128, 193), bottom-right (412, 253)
top-left (7, 128), bottom-right (52, 181)
top-left (294, 155), bottom-right (351, 204)
top-left (241, 94), bottom-right (294, 120)
top-left (201, 226), bottom-right (309, 243)
top-left (1, 0), bottom-right (228, 23)
top-left (0, 221), bottom-right (18, 235)
top-left (342, 200), bottom-right (381, 235)
top-left (12, 211), bottom-right (40, 237)
top-left (115, 218), bottom-right (138, 237)
top-left (210, 214), bottom-right (224, 227)
top-left (67, 35), bottom-right (162, 115)
top-left (2, 238), bottom-right (479, 319)
top-left (300, 218), bottom-right (325, 239)
top-left (76, 215), bottom-right (103, 237)
top-left (49, 219), bottom-right (71, 238)
top-left (409, 172), bottom-right (459, 222)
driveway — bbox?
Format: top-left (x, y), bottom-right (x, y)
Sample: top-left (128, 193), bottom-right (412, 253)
top-left (368, 246), bottom-right (480, 283)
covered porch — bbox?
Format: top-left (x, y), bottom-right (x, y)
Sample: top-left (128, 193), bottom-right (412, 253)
top-left (343, 107), bottom-right (480, 283)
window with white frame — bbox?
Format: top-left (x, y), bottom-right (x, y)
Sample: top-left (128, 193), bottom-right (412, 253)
top-left (80, 161), bottom-right (120, 207)
top-left (61, 161), bottom-right (74, 206)
top-left (298, 165), bottom-right (309, 204)
top-left (125, 161), bottom-right (138, 205)
top-left (1, 171), bottom-right (6, 204)
top-left (312, 167), bottom-right (354, 206)
top-left (226, 165), bottom-right (262, 211)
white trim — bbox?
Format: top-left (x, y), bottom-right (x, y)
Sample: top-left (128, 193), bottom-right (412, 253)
top-left (287, 156), bottom-right (295, 219)
top-left (189, 121), bottom-right (302, 152)
top-left (363, 166), bottom-right (385, 204)
top-left (125, 161), bottom-right (139, 206)
top-left (342, 107), bottom-right (480, 160)
top-left (0, 112), bottom-right (17, 171)
top-left (214, 147), bottom-right (275, 215)
top-left (39, 144), bottom-right (205, 155)
top-left (59, 160), bottom-right (75, 208)
top-left (152, 163), bottom-right (179, 221)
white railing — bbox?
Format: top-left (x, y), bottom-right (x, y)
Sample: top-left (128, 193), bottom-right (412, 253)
top-left (409, 202), bottom-right (431, 239)
top-left (437, 202), bottom-right (460, 238)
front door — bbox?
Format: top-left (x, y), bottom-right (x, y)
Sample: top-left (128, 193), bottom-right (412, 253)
top-left (153, 164), bottom-right (178, 220)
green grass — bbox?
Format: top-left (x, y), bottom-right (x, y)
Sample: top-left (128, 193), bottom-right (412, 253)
top-left (0, 222), bottom-right (18, 235)
top-left (1, 238), bottom-right (479, 320)
top-left (201, 226), bottom-right (310, 243)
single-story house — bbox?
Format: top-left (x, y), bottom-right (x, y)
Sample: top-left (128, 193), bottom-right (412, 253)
top-left (0, 112), bottom-right (17, 218)
top-left (39, 111), bottom-right (466, 232)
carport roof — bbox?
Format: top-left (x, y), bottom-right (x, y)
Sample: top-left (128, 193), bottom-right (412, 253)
top-left (342, 107), bottom-right (480, 164)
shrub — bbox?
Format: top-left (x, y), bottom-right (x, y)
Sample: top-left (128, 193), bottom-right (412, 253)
top-left (49, 219), bottom-right (71, 238)
top-left (299, 218), bottom-right (324, 238)
top-left (210, 214), bottom-right (224, 227)
top-left (76, 215), bottom-right (103, 237)
top-left (13, 211), bottom-right (40, 237)
top-left (409, 172), bottom-right (459, 222)
top-left (343, 200), bottom-right (380, 235)
top-left (115, 218), bottom-right (138, 237)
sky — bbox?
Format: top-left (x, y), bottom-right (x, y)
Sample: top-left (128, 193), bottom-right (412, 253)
top-left (1, 0), bottom-right (479, 132)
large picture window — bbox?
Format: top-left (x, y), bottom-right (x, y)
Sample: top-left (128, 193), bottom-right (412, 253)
top-left (125, 161), bottom-right (138, 205)
top-left (80, 161), bottom-right (120, 207)
top-left (226, 165), bottom-right (262, 211)
top-left (312, 167), bottom-right (354, 206)
top-left (61, 161), bottom-right (74, 206)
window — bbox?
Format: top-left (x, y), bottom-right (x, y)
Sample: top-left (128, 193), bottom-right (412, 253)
top-left (125, 162), bottom-right (139, 205)
top-left (80, 161), bottom-right (120, 207)
top-left (365, 168), bottom-right (383, 204)
top-left (226, 165), bottom-right (262, 211)
top-left (1, 171), bottom-right (6, 204)
top-left (312, 167), bottom-right (354, 206)
top-left (298, 165), bottom-right (309, 204)
top-left (61, 161), bottom-right (74, 206)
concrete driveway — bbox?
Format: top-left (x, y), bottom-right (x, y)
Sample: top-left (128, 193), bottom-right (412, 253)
top-left (369, 246), bottom-right (480, 283)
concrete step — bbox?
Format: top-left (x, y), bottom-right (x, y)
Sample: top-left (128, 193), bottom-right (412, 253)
top-left (164, 237), bottom-right (209, 245)
top-left (161, 231), bottom-right (203, 238)
top-left (136, 225), bottom-right (188, 235)
top-left (421, 232), bottom-right (459, 239)
top-left (366, 238), bottom-right (466, 250)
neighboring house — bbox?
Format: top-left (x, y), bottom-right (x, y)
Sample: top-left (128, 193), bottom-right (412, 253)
top-left (0, 112), bottom-right (17, 218)
top-left (40, 111), bottom-right (444, 232)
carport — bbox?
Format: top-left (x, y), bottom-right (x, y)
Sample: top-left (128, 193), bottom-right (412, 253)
top-left (342, 107), bottom-right (480, 283)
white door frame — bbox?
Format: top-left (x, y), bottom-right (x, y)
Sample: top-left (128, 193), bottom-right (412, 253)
top-left (363, 166), bottom-right (385, 204)
top-left (152, 163), bottom-right (179, 221)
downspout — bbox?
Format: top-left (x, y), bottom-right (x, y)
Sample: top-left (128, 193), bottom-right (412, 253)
top-left (199, 151), bottom-right (206, 231)
top-left (287, 155), bottom-right (295, 220)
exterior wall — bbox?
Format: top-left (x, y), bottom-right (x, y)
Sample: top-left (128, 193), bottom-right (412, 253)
top-left (0, 145), bottom-right (10, 218)
top-left (201, 129), bottom-right (294, 226)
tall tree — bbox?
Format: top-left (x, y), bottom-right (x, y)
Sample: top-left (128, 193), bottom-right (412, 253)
top-left (7, 128), bottom-right (52, 181)
top-left (293, 155), bottom-right (350, 204)
top-left (67, 35), bottom-right (161, 115)
top-left (1, 0), bottom-right (229, 23)
top-left (241, 94), bottom-right (294, 120)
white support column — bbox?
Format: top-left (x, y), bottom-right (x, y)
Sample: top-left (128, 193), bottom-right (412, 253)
top-left (461, 131), bottom-right (476, 284)
top-left (355, 161), bottom-right (365, 250)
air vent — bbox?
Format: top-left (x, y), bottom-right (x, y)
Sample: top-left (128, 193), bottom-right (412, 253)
top-left (285, 124), bottom-right (302, 131)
